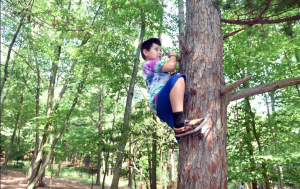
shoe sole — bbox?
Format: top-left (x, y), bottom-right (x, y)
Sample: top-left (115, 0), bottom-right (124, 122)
top-left (175, 118), bottom-right (209, 137)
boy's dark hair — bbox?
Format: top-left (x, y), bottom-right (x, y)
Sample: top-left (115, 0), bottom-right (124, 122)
top-left (141, 38), bottom-right (161, 60)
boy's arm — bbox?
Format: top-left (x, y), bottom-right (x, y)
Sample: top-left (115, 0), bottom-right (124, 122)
top-left (161, 51), bottom-right (177, 72)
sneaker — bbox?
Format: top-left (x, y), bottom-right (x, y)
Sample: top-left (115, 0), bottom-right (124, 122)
top-left (173, 118), bottom-right (208, 137)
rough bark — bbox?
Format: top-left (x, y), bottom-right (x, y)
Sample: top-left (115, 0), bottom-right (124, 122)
top-left (175, 0), bottom-right (300, 188)
top-left (110, 9), bottom-right (145, 189)
top-left (96, 85), bottom-right (103, 185)
top-left (2, 88), bottom-right (25, 174)
top-left (178, 0), bottom-right (185, 56)
top-left (178, 0), bottom-right (226, 188)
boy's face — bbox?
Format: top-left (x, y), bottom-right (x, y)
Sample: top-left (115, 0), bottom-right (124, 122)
top-left (143, 43), bottom-right (162, 61)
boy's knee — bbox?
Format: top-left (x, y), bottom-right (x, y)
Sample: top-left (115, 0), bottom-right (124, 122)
top-left (177, 77), bottom-right (185, 85)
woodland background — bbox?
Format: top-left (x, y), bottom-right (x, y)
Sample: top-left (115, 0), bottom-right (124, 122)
top-left (1, 0), bottom-right (299, 188)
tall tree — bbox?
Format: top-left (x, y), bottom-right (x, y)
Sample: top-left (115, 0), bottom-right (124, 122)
top-left (176, 0), bottom-right (300, 188)
top-left (110, 9), bottom-right (145, 189)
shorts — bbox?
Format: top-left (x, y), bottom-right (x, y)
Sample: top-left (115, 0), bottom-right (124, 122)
top-left (156, 74), bottom-right (186, 129)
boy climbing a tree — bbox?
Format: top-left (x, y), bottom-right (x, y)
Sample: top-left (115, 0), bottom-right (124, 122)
top-left (141, 38), bottom-right (208, 138)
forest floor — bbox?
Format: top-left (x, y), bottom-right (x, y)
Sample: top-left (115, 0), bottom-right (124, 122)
top-left (1, 170), bottom-right (126, 189)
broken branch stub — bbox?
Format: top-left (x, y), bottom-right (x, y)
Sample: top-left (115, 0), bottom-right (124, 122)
top-left (221, 75), bottom-right (253, 95)
top-left (177, 35), bottom-right (188, 54)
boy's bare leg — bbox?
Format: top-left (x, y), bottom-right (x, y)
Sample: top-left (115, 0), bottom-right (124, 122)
top-left (169, 77), bottom-right (185, 112)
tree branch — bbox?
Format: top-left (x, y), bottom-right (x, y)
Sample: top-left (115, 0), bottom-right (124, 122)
top-left (221, 75), bottom-right (252, 95)
top-left (221, 15), bottom-right (300, 25)
top-left (236, 0), bottom-right (267, 17)
top-left (256, 0), bottom-right (271, 20)
top-left (3, 45), bottom-right (47, 83)
top-left (1, 0), bottom-right (33, 98)
top-left (223, 27), bottom-right (247, 40)
top-left (228, 77), bottom-right (300, 101)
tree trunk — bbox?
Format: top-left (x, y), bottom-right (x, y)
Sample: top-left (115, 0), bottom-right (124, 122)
top-left (2, 88), bottom-right (25, 174)
top-left (56, 162), bottom-right (61, 176)
top-left (0, 0), bottom-right (33, 98)
top-left (102, 90), bottom-right (120, 188)
top-left (147, 142), bottom-right (152, 187)
top-left (163, 161), bottom-right (167, 189)
top-left (0, 62), bottom-right (15, 118)
top-left (96, 151), bottom-right (102, 185)
top-left (27, 44), bottom-right (61, 188)
top-left (110, 9), bottom-right (145, 189)
top-left (27, 133), bottom-right (39, 180)
top-left (96, 85), bottom-right (103, 185)
top-left (151, 120), bottom-right (157, 189)
top-left (102, 152), bottom-right (109, 189)
top-left (178, 0), bottom-right (226, 188)
top-left (27, 67), bottom-right (89, 189)
top-left (168, 149), bottom-right (175, 188)
top-left (37, 155), bottom-right (46, 187)
top-left (128, 134), bottom-right (133, 188)
top-left (2, 128), bottom-right (17, 174)
top-left (245, 97), bottom-right (270, 189)
top-left (178, 0), bottom-right (185, 55)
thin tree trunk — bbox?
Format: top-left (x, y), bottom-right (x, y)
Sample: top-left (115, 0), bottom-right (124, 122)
top-left (284, 50), bottom-right (300, 95)
top-left (147, 142), bottom-right (152, 187)
top-left (163, 160), bottom-right (167, 189)
top-left (128, 134), bottom-right (133, 188)
top-left (134, 170), bottom-right (137, 189)
top-left (27, 66), bottom-right (90, 189)
top-left (56, 162), bottom-right (61, 176)
top-left (2, 128), bottom-right (17, 174)
top-left (245, 97), bottom-right (270, 189)
top-left (37, 155), bottom-right (46, 187)
top-left (0, 0), bottom-right (33, 98)
top-left (102, 92), bottom-right (120, 189)
top-left (28, 44), bottom-right (61, 188)
top-left (102, 152), bottom-right (109, 189)
top-left (2, 88), bottom-right (25, 174)
top-left (110, 9), bottom-right (145, 189)
top-left (26, 57), bottom-right (41, 181)
top-left (96, 85), bottom-right (103, 185)
top-left (0, 62), bottom-right (15, 117)
top-left (151, 117), bottom-right (157, 189)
